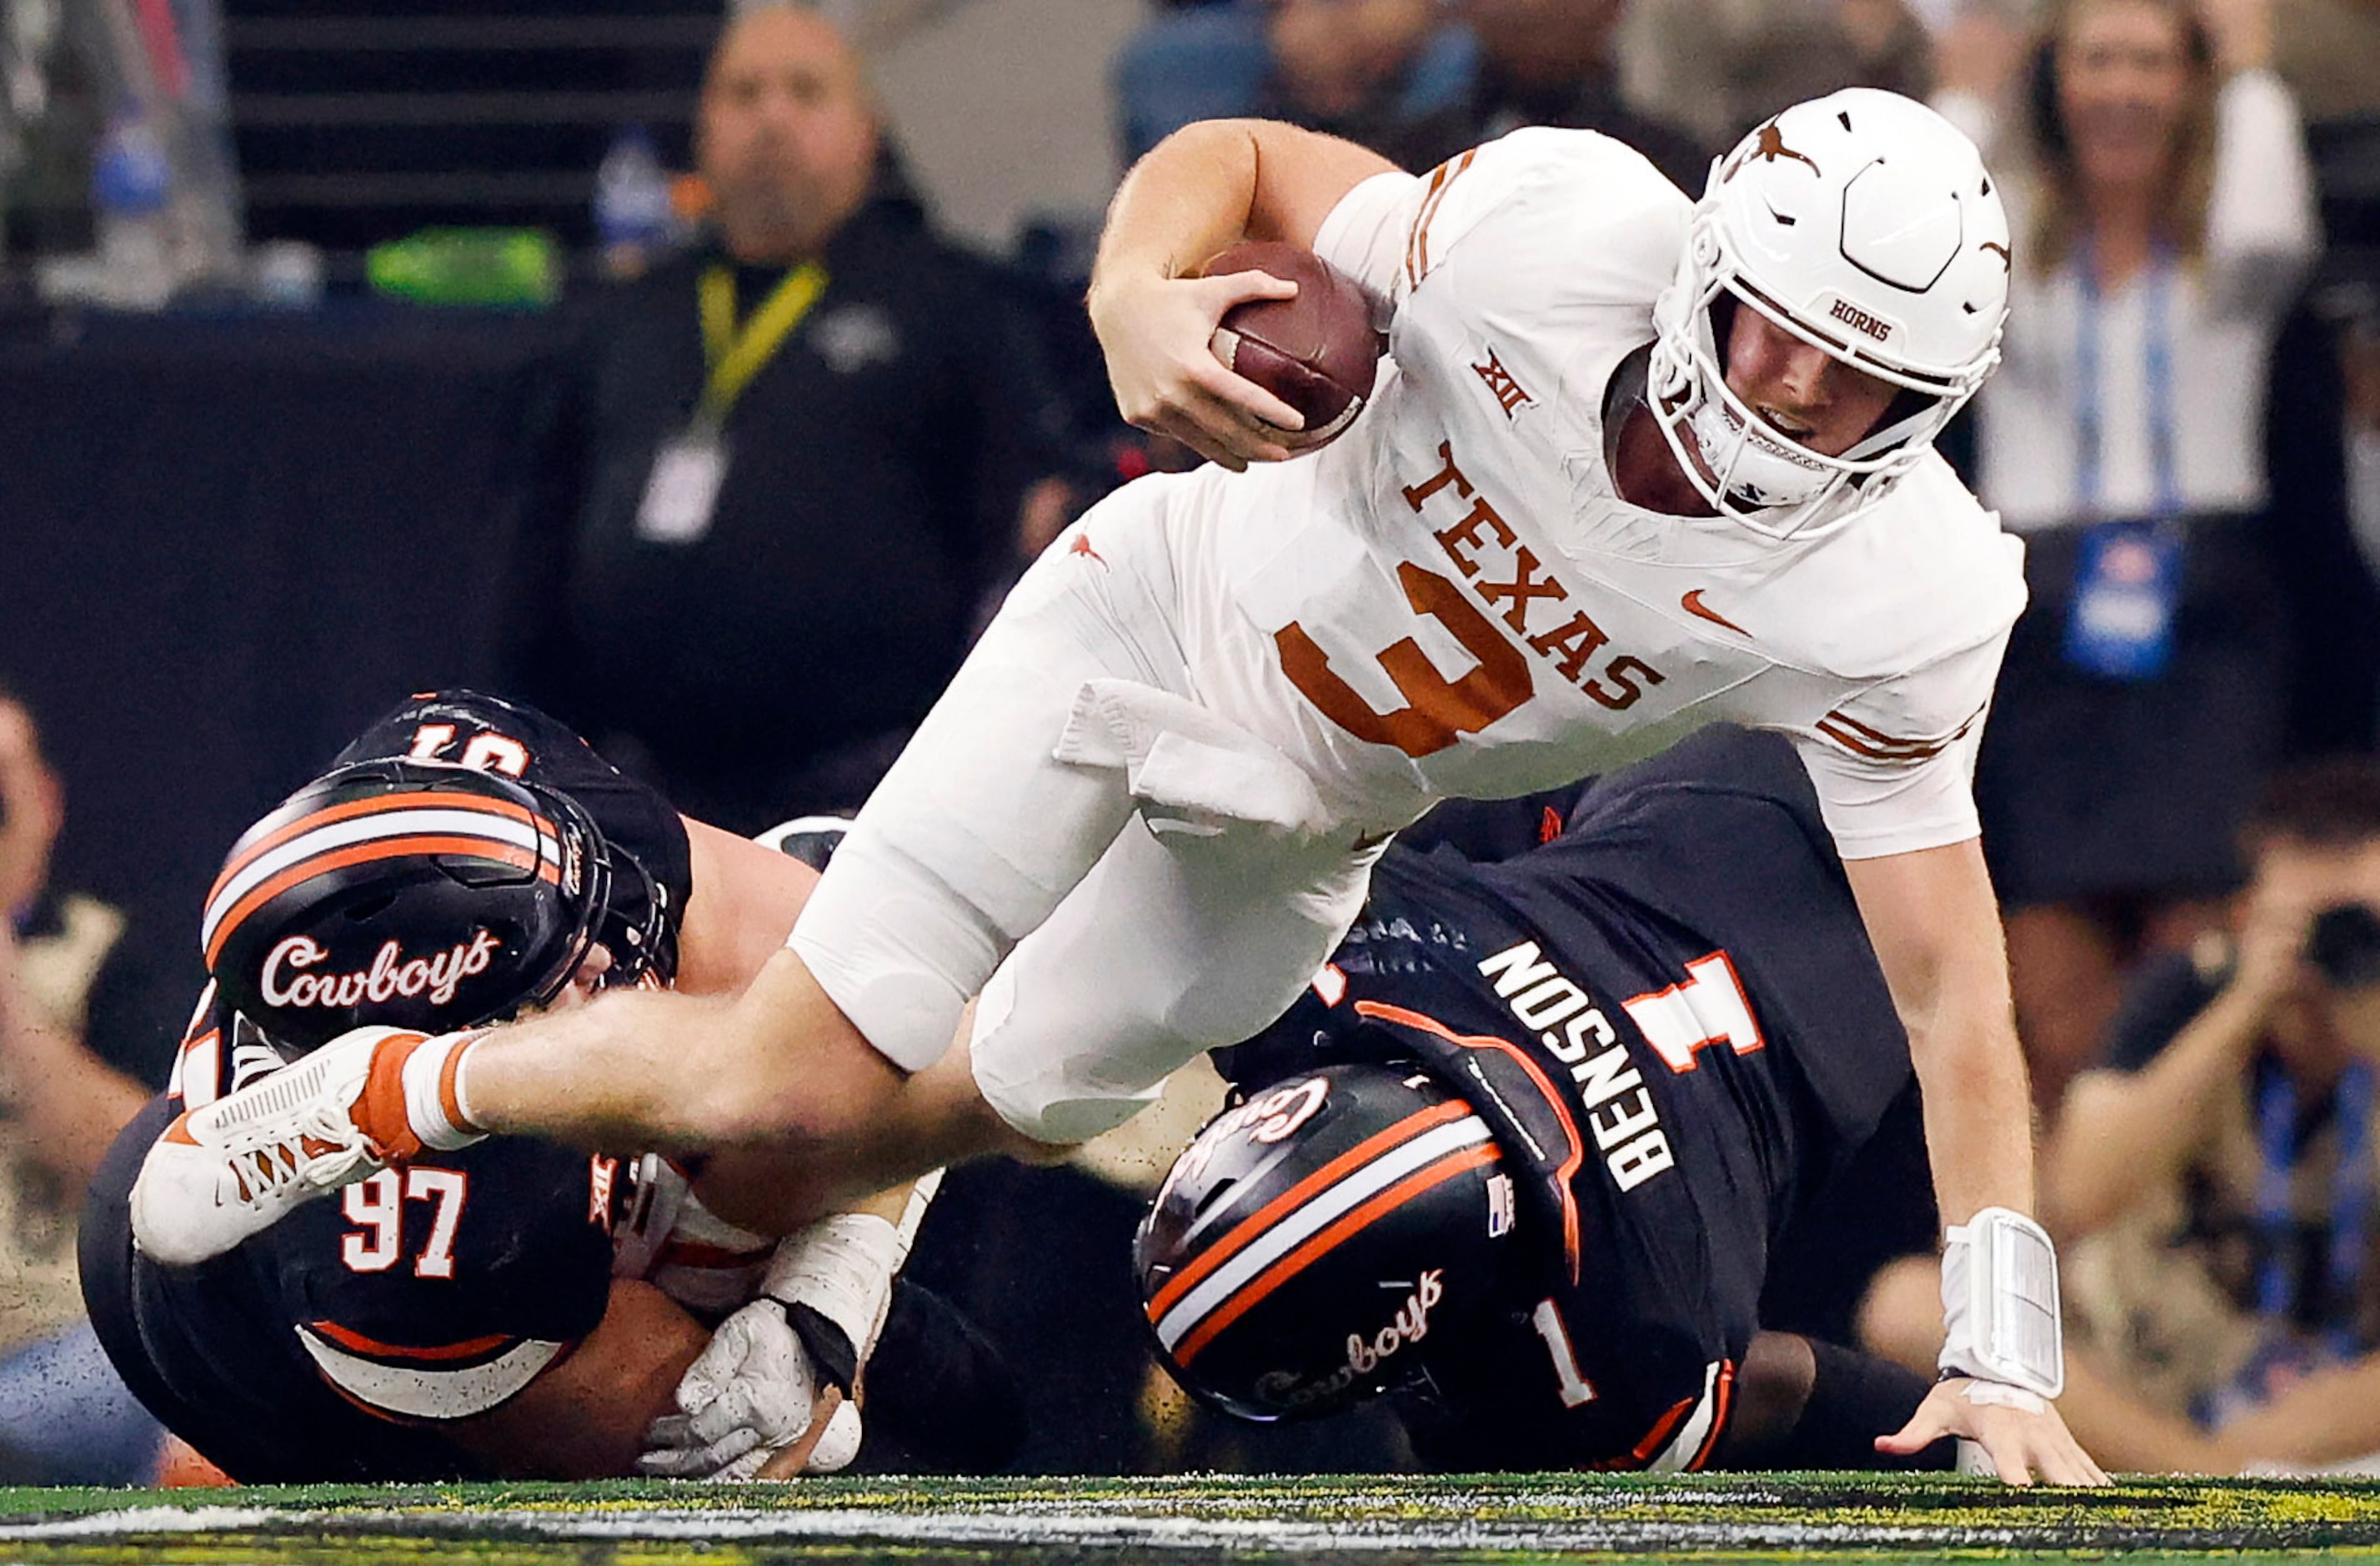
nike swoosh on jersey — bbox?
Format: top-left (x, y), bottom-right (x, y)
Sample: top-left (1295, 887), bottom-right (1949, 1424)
top-left (1680, 590), bottom-right (1751, 637)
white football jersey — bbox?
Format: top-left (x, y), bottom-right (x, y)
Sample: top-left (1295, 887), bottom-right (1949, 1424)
top-left (1157, 127), bottom-right (2026, 860)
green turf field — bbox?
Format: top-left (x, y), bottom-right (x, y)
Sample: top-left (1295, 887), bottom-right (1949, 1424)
top-left (0, 1473), bottom-right (2377, 1563)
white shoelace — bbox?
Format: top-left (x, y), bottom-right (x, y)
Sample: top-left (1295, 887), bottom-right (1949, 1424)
top-left (193, 1052), bottom-right (379, 1209)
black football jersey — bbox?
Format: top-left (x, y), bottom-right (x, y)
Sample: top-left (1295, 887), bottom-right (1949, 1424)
top-left (1218, 726), bottom-right (1912, 1471)
top-left (83, 1095), bottom-right (625, 1481)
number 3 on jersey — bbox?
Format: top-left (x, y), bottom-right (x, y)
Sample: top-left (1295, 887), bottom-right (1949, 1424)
top-left (1277, 563), bottom-right (1533, 758)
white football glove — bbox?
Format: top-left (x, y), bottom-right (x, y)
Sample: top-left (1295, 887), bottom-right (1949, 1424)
top-left (638, 1296), bottom-right (840, 1479)
top-left (641, 1180), bottom-right (943, 1481)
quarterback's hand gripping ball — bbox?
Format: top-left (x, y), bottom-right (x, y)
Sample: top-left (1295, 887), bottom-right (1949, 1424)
top-left (1200, 240), bottom-right (1384, 450)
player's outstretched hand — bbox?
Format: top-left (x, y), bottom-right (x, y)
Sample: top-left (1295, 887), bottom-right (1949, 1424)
top-left (640, 1297), bottom-right (839, 1480)
top-left (1876, 1376), bottom-right (2110, 1486)
top-left (1089, 269), bottom-right (1312, 471)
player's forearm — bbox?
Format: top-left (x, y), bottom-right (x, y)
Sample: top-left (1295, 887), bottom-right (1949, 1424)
top-left (1846, 844), bottom-right (2037, 1223)
top-left (687, 1152), bottom-right (924, 1240)
top-left (449, 1278), bottom-right (706, 1478)
top-left (1909, 1004), bottom-right (2037, 1224)
top-left (1090, 119), bottom-right (1270, 302)
top-left (2043, 988), bottom-right (2264, 1234)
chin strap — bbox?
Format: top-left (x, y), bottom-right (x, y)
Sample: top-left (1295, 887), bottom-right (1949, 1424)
top-left (1937, 1206), bottom-right (2065, 1398)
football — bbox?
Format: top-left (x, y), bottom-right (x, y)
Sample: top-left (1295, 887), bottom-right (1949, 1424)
top-left (1200, 240), bottom-right (1383, 447)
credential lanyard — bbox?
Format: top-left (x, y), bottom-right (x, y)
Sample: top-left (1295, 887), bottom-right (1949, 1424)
top-left (2252, 1061), bottom-right (2375, 1357)
top-left (696, 262), bottom-right (827, 427)
top-left (2074, 238), bottom-right (2182, 523)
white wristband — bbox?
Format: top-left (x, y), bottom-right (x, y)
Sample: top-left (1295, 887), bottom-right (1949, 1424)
top-left (1938, 1206), bottom-right (2065, 1398)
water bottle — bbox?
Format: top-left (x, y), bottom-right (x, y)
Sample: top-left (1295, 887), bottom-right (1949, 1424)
top-left (367, 229), bottom-right (559, 308)
top-left (90, 105), bottom-right (177, 309)
top-left (593, 126), bottom-right (677, 279)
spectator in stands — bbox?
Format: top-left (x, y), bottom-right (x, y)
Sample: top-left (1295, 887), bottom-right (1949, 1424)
top-left (1947, 0), bottom-right (2321, 1109)
top-left (0, 686), bottom-right (163, 1483)
top-left (1259, 0), bottom-right (1459, 153)
top-left (1385, 0), bottom-right (1712, 192)
top-left (1618, 0), bottom-right (1934, 153)
top-left (1111, 0), bottom-right (1476, 166)
top-left (1865, 761), bottom-right (2380, 1473)
top-left (520, 3), bottom-right (1068, 833)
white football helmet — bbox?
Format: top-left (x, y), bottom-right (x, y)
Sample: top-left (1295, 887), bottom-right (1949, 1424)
top-left (1647, 88), bottom-right (2012, 538)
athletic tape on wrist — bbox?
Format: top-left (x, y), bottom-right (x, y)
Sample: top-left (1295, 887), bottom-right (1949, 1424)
top-left (1962, 1380), bottom-right (2047, 1415)
top-left (1937, 1206), bottom-right (2064, 1398)
top-left (762, 1212), bottom-right (907, 1392)
top-left (399, 1031), bottom-right (487, 1152)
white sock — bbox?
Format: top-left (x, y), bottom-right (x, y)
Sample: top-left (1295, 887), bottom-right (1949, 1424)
top-left (400, 1031), bottom-right (487, 1152)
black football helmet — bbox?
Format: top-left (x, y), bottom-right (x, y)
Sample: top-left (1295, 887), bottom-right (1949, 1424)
top-left (1135, 1063), bottom-right (1519, 1422)
top-left (202, 758), bottom-right (667, 1055)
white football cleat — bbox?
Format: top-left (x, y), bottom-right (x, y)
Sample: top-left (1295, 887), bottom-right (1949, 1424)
top-left (129, 1026), bottom-right (413, 1266)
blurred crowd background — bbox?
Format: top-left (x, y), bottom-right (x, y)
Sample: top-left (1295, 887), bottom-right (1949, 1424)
top-left (5, 0), bottom-right (2380, 1484)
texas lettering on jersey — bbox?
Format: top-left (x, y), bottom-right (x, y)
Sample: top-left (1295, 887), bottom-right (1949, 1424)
top-left (1272, 437), bottom-right (1669, 765)
top-left (1402, 442), bottom-right (1666, 713)
top-left (1215, 125), bottom-right (2029, 856)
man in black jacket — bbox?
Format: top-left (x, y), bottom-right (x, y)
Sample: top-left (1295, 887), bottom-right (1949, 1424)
top-left (524, 5), bottom-right (1068, 834)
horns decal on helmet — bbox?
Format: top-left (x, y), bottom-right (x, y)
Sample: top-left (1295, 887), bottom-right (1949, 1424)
top-left (1727, 121), bottom-right (1820, 180)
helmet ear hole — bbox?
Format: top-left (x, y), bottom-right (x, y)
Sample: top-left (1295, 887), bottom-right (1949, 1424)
top-left (1193, 1177), bottom-right (1240, 1217)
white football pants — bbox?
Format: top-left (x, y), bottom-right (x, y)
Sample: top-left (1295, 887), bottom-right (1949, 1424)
top-left (789, 474), bottom-right (1399, 1143)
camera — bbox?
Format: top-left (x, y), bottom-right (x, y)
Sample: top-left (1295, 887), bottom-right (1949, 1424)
top-left (2307, 904), bottom-right (2380, 991)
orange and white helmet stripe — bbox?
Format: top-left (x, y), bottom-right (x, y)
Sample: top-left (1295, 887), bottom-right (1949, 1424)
top-left (1149, 1102), bottom-right (1498, 1366)
top-left (201, 791), bottom-right (560, 969)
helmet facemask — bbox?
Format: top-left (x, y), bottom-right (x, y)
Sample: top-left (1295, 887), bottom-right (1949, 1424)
top-left (473, 774), bottom-right (677, 1012)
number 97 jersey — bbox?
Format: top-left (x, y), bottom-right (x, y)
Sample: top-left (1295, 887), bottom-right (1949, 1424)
top-left (82, 1093), bottom-right (626, 1481)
